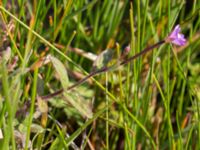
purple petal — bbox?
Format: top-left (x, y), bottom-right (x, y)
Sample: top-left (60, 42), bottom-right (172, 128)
top-left (166, 24), bottom-right (187, 46)
top-left (169, 25), bottom-right (180, 38)
top-left (171, 39), bottom-right (182, 46)
top-left (178, 33), bottom-right (185, 39)
top-left (174, 25), bottom-right (181, 34)
top-left (171, 36), bottom-right (186, 46)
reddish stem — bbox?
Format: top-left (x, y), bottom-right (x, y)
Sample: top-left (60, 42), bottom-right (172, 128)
top-left (41, 40), bottom-right (165, 100)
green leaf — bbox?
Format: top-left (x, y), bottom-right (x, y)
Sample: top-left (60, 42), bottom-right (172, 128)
top-left (50, 55), bottom-right (69, 89)
top-left (37, 97), bottom-right (48, 113)
top-left (49, 98), bottom-right (67, 108)
top-left (30, 124), bottom-right (44, 133)
top-left (49, 137), bottom-right (61, 150)
top-left (50, 55), bottom-right (92, 118)
top-left (63, 92), bottom-right (93, 118)
top-left (92, 49), bottom-right (115, 71)
top-left (169, 2), bottom-right (184, 29)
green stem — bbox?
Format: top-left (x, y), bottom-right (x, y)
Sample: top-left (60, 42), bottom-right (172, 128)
top-left (106, 72), bottom-right (109, 150)
top-left (1, 60), bottom-right (15, 150)
top-left (0, 6), bottom-right (81, 71)
top-left (25, 68), bottom-right (38, 150)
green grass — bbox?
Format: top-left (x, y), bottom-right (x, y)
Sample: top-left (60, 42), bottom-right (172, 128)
top-left (0, 0), bottom-right (200, 149)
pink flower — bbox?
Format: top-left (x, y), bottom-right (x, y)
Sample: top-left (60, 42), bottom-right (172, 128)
top-left (165, 25), bottom-right (186, 46)
top-left (124, 45), bottom-right (130, 54)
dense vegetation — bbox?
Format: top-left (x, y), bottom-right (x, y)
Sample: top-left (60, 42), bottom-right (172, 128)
top-left (0, 0), bottom-right (199, 149)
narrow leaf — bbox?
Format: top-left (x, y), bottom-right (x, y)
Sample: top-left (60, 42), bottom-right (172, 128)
top-left (50, 55), bottom-right (69, 89)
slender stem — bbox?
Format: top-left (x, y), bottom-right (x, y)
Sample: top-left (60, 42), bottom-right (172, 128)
top-left (41, 40), bottom-right (165, 100)
top-left (41, 66), bottom-right (108, 99)
top-left (1, 60), bottom-right (15, 150)
top-left (25, 68), bottom-right (38, 150)
top-left (0, 6), bottom-right (83, 73)
top-left (105, 72), bottom-right (109, 150)
top-left (120, 40), bottom-right (165, 66)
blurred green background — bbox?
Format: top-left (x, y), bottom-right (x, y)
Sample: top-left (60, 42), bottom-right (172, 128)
top-left (0, 0), bottom-right (199, 149)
